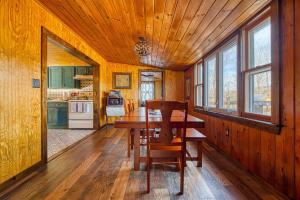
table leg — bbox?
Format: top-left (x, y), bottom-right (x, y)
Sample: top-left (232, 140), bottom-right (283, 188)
top-left (127, 129), bottom-right (131, 157)
top-left (134, 129), bottom-right (141, 170)
top-left (197, 141), bottom-right (202, 167)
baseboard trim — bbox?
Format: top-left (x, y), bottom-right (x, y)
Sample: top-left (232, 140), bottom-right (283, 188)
top-left (0, 161), bottom-right (45, 199)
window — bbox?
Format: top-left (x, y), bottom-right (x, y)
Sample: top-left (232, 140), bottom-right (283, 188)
top-left (193, 7), bottom-right (279, 123)
top-left (202, 39), bottom-right (238, 112)
top-left (244, 17), bottom-right (272, 117)
top-left (141, 82), bottom-right (154, 106)
top-left (194, 62), bottom-right (203, 107)
top-left (205, 55), bottom-right (217, 108)
top-left (219, 41), bottom-right (238, 111)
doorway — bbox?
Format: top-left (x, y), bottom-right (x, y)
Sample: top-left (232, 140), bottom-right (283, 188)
top-left (139, 70), bottom-right (165, 106)
top-left (41, 28), bottom-right (100, 162)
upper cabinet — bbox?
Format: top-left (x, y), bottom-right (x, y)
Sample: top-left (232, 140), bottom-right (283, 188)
top-left (63, 67), bottom-right (77, 88)
top-left (48, 67), bottom-right (64, 89)
top-left (76, 66), bottom-right (93, 75)
top-left (48, 66), bottom-right (93, 89)
top-left (48, 66), bottom-right (77, 89)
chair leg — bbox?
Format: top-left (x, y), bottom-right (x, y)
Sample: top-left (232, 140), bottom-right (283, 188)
top-left (180, 153), bottom-right (184, 194)
top-left (147, 157), bottom-right (150, 193)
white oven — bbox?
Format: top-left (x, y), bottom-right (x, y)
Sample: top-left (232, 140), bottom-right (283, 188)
top-left (68, 100), bottom-right (93, 129)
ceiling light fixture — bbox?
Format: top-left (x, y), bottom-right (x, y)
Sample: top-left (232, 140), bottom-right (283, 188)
top-left (134, 37), bottom-right (151, 57)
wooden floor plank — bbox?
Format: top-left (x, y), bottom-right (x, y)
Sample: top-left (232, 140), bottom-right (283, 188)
top-left (109, 159), bottom-right (132, 200)
top-left (5, 127), bottom-right (288, 200)
top-left (44, 151), bottom-right (102, 200)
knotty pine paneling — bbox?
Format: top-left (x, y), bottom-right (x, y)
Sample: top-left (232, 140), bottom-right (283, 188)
top-left (184, 1), bottom-right (296, 196)
top-left (295, 0), bottom-right (300, 198)
top-left (0, 0), bottom-right (110, 185)
top-left (35, 0), bottom-right (270, 69)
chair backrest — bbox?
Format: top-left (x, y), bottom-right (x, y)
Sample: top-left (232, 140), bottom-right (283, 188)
top-left (145, 100), bottom-right (188, 145)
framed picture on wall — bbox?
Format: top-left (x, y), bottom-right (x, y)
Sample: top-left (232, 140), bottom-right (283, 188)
top-left (112, 72), bottom-right (132, 89)
top-left (185, 77), bottom-right (191, 100)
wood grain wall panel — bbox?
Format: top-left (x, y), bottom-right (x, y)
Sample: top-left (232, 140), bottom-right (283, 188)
top-left (164, 70), bottom-right (184, 101)
top-left (295, 0), bottom-right (300, 198)
top-left (260, 131), bottom-right (275, 184)
top-left (0, 0), bottom-right (111, 185)
top-left (274, 0), bottom-right (295, 197)
top-left (231, 123), bottom-right (249, 168)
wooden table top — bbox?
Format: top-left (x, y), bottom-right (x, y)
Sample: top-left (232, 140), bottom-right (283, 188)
top-left (114, 107), bottom-right (205, 129)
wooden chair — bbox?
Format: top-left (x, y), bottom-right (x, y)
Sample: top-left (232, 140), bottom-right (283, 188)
top-left (146, 100), bottom-right (188, 194)
top-left (127, 99), bottom-right (135, 157)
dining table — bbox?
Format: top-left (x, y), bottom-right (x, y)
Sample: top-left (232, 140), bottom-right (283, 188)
top-left (114, 107), bottom-right (205, 170)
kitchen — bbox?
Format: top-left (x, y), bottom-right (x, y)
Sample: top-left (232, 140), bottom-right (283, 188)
top-left (46, 39), bottom-right (95, 159)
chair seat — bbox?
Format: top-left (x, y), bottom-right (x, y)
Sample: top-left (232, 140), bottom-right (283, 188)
top-left (150, 144), bottom-right (182, 151)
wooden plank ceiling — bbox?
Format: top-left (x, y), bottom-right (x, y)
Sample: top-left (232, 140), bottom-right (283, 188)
top-left (37, 0), bottom-right (270, 70)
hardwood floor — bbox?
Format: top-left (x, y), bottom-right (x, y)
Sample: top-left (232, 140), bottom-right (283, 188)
top-left (5, 127), bottom-right (288, 200)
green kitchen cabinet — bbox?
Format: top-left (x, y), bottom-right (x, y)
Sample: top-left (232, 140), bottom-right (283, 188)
top-left (47, 102), bottom-right (68, 129)
top-left (75, 66), bottom-right (87, 75)
top-left (63, 67), bottom-right (76, 88)
top-left (48, 66), bottom-right (79, 89)
top-left (86, 66), bottom-right (93, 75)
top-left (75, 66), bottom-right (93, 75)
top-left (48, 67), bottom-right (63, 89)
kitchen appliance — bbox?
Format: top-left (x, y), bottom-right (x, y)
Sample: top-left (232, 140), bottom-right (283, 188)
top-left (107, 90), bottom-right (124, 106)
top-left (105, 90), bottom-right (125, 124)
top-left (68, 100), bottom-right (93, 129)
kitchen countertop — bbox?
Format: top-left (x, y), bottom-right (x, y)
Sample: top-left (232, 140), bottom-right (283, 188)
top-left (48, 99), bottom-right (93, 102)
top-left (68, 99), bottom-right (93, 102)
top-left (48, 100), bottom-right (68, 103)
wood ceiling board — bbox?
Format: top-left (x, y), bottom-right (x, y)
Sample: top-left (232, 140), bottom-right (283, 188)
top-left (37, 0), bottom-right (269, 69)
top-left (161, 0), bottom-right (203, 64)
top-left (190, 0), bottom-right (270, 63)
top-left (181, 0), bottom-right (243, 62)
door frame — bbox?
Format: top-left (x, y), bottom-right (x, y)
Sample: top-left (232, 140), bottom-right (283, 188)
top-left (41, 27), bottom-right (100, 163)
top-left (138, 69), bottom-right (165, 107)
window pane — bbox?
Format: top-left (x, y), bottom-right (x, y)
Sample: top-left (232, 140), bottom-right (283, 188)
top-left (197, 63), bottom-right (203, 84)
top-left (194, 64), bottom-right (197, 85)
top-left (196, 86), bottom-right (203, 107)
top-left (248, 69), bottom-right (271, 115)
top-left (206, 56), bottom-right (216, 107)
top-left (249, 18), bottom-right (271, 68)
top-left (221, 43), bottom-right (238, 110)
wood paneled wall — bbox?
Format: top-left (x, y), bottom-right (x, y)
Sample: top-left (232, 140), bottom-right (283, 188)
top-left (0, 0), bottom-right (109, 185)
top-left (105, 62), bottom-right (184, 107)
top-left (0, 0), bottom-right (184, 186)
top-left (184, 1), bottom-right (296, 198)
top-left (295, 0), bottom-right (300, 198)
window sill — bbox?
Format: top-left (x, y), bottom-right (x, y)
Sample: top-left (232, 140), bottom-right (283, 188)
top-left (194, 107), bottom-right (281, 134)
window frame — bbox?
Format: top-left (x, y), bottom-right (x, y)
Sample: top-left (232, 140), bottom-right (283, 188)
top-left (202, 36), bottom-right (239, 114)
top-left (194, 61), bottom-right (204, 108)
top-left (193, 3), bottom-right (280, 125)
top-left (204, 53), bottom-right (218, 110)
top-left (241, 9), bottom-right (276, 122)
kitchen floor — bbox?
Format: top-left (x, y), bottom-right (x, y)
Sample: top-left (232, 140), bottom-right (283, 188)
top-left (48, 129), bottom-right (95, 159)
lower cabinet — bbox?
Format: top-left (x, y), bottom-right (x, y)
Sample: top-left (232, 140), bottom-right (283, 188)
top-left (47, 102), bottom-right (68, 129)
